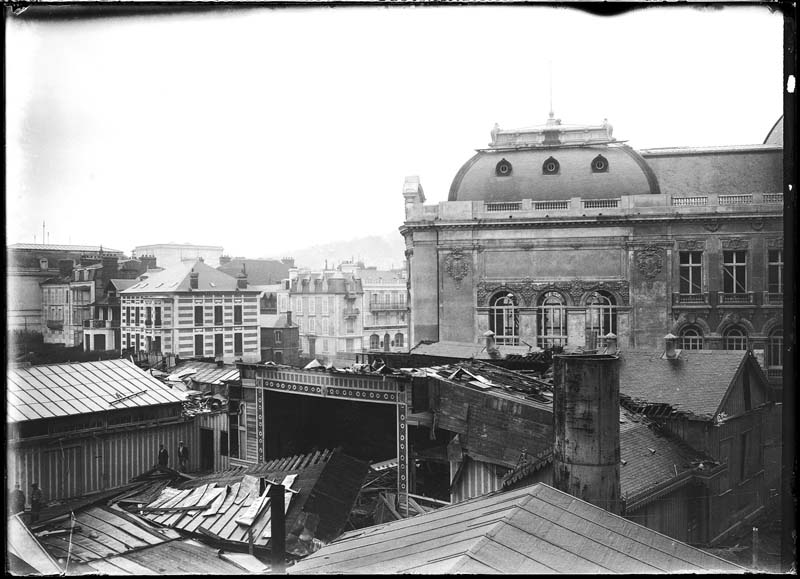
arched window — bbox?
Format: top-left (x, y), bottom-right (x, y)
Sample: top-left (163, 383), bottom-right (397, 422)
top-left (369, 334), bottom-right (379, 349)
top-left (680, 325), bottom-right (704, 350)
top-left (383, 333), bottom-right (391, 352)
top-left (723, 326), bottom-right (748, 350)
top-left (585, 290), bottom-right (617, 347)
top-left (766, 327), bottom-right (783, 379)
top-left (490, 292), bottom-right (519, 346)
top-left (542, 157), bottom-right (560, 175)
top-left (394, 333), bottom-right (404, 348)
top-left (537, 291), bottom-right (567, 349)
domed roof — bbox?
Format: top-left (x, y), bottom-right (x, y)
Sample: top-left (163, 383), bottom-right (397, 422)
top-left (448, 118), bottom-right (660, 202)
top-left (763, 115), bottom-right (783, 146)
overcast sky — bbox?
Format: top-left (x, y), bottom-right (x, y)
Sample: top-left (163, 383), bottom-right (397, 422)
top-left (6, 4), bottom-right (784, 259)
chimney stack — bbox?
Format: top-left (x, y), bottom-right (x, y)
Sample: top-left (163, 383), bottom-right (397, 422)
top-left (190, 270), bottom-right (199, 290)
top-left (237, 265), bottom-right (248, 290)
top-left (663, 333), bottom-right (679, 359)
top-left (286, 311), bottom-right (292, 326)
top-left (139, 254), bottom-right (158, 271)
top-left (553, 353), bottom-right (621, 514)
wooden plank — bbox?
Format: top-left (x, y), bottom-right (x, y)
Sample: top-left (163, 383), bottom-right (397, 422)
top-left (76, 511), bottom-right (151, 552)
top-left (202, 483), bottom-right (241, 536)
top-left (94, 507), bottom-right (167, 545)
top-left (162, 485), bottom-right (210, 528)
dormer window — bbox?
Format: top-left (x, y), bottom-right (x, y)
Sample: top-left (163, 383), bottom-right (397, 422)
top-left (542, 157), bottom-right (560, 175)
top-left (591, 154), bottom-right (609, 173)
top-left (495, 158), bottom-right (513, 177)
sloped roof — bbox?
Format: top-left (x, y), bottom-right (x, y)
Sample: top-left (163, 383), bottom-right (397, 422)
top-left (8, 243), bottom-right (124, 253)
top-left (288, 483), bottom-right (743, 574)
top-left (122, 260), bottom-right (257, 294)
top-left (218, 259), bottom-right (291, 285)
top-left (166, 360), bottom-right (240, 386)
top-left (7, 514), bottom-right (63, 575)
top-left (7, 358), bottom-right (185, 422)
top-left (618, 349), bottom-right (748, 419)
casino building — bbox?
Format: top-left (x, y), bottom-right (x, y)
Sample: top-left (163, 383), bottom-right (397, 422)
top-left (401, 114), bottom-right (784, 387)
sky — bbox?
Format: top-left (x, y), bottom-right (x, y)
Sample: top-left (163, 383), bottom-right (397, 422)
top-left (6, 4), bottom-right (785, 260)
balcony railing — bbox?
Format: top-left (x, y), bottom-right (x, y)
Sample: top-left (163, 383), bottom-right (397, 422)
top-left (763, 193), bottom-right (783, 204)
top-left (343, 307), bottom-right (360, 318)
top-left (718, 292), bottom-right (755, 305)
top-left (534, 200), bottom-right (570, 211)
top-left (672, 292), bottom-right (709, 305)
top-left (763, 292), bottom-right (783, 306)
top-left (582, 198), bottom-right (620, 209)
top-left (672, 196), bottom-right (709, 206)
top-left (83, 319), bottom-right (121, 329)
top-left (486, 202), bottom-right (521, 212)
top-left (46, 320), bottom-right (64, 331)
top-left (719, 194), bottom-right (753, 205)
top-left (369, 302), bottom-right (407, 312)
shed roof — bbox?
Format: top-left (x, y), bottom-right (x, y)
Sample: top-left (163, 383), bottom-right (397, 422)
top-left (618, 349), bottom-right (749, 419)
top-left (288, 483), bottom-right (743, 574)
top-left (7, 358), bottom-right (185, 423)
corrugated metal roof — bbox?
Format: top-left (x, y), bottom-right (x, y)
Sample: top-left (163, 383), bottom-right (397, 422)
top-left (7, 359), bottom-right (186, 422)
top-left (619, 350), bottom-right (747, 419)
top-left (288, 483), bottom-right (745, 574)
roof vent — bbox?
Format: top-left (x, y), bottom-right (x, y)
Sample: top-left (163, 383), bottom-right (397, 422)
top-left (663, 333), bottom-right (680, 360)
top-left (604, 332), bottom-right (618, 355)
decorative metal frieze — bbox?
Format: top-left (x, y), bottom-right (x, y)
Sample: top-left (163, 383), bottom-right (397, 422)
top-left (677, 240), bottom-right (706, 251)
top-left (396, 388), bottom-right (409, 518)
top-left (256, 388), bottom-right (264, 461)
top-left (703, 222), bottom-right (721, 232)
top-left (476, 279), bottom-right (630, 306)
top-left (767, 238), bottom-right (783, 249)
top-left (721, 238), bottom-right (749, 250)
top-left (444, 249), bottom-right (470, 289)
top-left (635, 246), bottom-right (664, 279)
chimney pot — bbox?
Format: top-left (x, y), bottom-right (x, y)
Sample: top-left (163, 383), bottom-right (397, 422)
top-left (604, 332), bottom-right (618, 355)
top-left (663, 333), bottom-right (679, 359)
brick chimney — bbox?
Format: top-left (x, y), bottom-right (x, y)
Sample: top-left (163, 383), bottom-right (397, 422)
top-left (281, 257), bottom-right (295, 268)
top-left (189, 269), bottom-right (199, 290)
top-left (553, 353), bottom-right (621, 514)
top-left (139, 254), bottom-right (158, 271)
top-left (236, 265), bottom-right (248, 290)
top-left (286, 311), bottom-right (292, 326)
top-left (219, 255), bottom-right (231, 265)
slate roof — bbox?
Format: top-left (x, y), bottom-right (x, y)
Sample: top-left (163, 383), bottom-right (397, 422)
top-left (288, 483), bottom-right (743, 574)
top-left (122, 260), bottom-right (257, 294)
top-left (618, 349), bottom-right (748, 419)
top-left (218, 258), bottom-right (291, 285)
top-left (7, 359), bottom-right (186, 423)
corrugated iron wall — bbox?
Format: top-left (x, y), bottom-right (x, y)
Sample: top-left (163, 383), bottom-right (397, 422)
top-left (195, 411), bottom-right (232, 473)
top-left (450, 460), bottom-right (502, 503)
top-left (7, 420), bottom-right (199, 504)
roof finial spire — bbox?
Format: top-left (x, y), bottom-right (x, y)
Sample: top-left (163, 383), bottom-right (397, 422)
top-left (548, 60), bottom-right (554, 120)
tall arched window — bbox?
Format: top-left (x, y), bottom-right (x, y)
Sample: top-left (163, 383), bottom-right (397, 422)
top-left (766, 327), bottom-right (783, 379)
top-left (537, 291), bottom-right (567, 349)
top-left (680, 325), bottom-right (704, 350)
top-left (585, 290), bottom-right (617, 347)
top-left (395, 333), bottom-right (404, 348)
top-left (723, 326), bottom-right (748, 350)
top-left (369, 334), bottom-right (379, 350)
top-left (490, 292), bottom-right (519, 345)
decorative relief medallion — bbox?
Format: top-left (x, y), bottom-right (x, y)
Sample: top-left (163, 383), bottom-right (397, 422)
top-left (703, 222), bottom-right (721, 232)
top-left (767, 238), bottom-right (783, 249)
top-left (751, 218), bottom-right (765, 231)
top-left (444, 249), bottom-right (470, 289)
top-left (722, 238), bottom-right (749, 250)
top-left (635, 246), bottom-right (664, 279)
top-left (677, 239), bottom-right (706, 251)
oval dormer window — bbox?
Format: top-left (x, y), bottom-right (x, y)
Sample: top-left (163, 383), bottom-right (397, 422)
top-left (542, 157), bottom-right (560, 175)
top-left (592, 154), bottom-right (609, 173)
top-left (495, 158), bottom-right (513, 177)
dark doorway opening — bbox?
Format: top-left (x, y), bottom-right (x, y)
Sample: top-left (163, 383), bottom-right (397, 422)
top-left (199, 428), bottom-right (214, 471)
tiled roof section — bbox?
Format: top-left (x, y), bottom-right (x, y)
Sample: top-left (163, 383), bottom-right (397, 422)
top-left (7, 358), bottom-right (185, 422)
top-left (218, 259), bottom-right (291, 285)
top-left (122, 260), bottom-right (257, 294)
top-left (618, 349), bottom-right (747, 419)
top-left (140, 449), bottom-right (369, 551)
top-left (619, 411), bottom-right (707, 503)
top-left (8, 243), bottom-right (124, 253)
top-left (288, 483), bottom-right (743, 574)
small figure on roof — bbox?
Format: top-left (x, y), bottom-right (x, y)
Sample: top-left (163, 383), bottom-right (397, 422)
top-left (9, 483), bottom-right (25, 515)
top-left (158, 444), bottom-right (169, 468)
top-left (178, 441), bottom-right (189, 472)
top-left (30, 482), bottom-right (43, 523)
